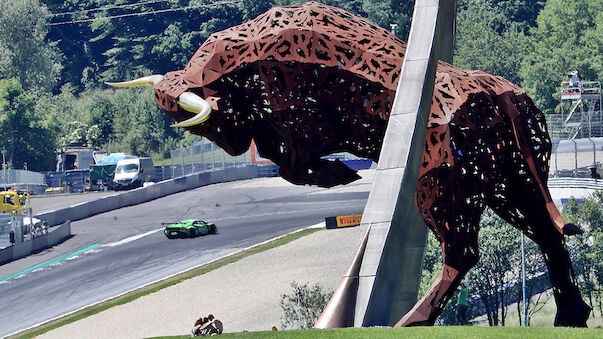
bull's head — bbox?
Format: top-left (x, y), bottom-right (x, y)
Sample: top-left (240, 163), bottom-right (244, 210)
top-left (105, 2), bottom-right (405, 188)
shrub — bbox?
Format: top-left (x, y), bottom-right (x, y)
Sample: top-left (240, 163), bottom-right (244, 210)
top-left (279, 281), bottom-right (333, 329)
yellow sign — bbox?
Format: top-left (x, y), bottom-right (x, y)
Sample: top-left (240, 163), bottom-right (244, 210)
top-left (335, 214), bottom-right (362, 228)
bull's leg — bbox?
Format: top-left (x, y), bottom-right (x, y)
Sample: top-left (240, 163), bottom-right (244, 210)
top-left (497, 199), bottom-right (590, 326)
top-left (487, 178), bottom-right (590, 327)
top-left (532, 230), bottom-right (590, 327)
top-left (395, 200), bottom-right (482, 326)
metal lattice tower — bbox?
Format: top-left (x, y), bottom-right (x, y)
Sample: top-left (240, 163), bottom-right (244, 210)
top-left (552, 73), bottom-right (602, 140)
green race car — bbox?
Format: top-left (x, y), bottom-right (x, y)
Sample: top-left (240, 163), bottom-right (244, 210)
top-left (163, 219), bottom-right (217, 239)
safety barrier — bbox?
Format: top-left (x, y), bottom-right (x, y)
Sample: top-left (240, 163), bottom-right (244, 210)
top-left (35, 166), bottom-right (260, 227)
top-left (550, 138), bottom-right (603, 177)
top-left (0, 221), bottom-right (71, 265)
top-left (548, 177), bottom-right (603, 190)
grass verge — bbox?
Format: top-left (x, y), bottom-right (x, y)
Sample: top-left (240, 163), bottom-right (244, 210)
top-left (9, 227), bottom-right (322, 339)
top-left (149, 326), bottom-right (602, 339)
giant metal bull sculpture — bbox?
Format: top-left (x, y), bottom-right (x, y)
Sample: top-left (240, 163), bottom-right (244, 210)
top-left (108, 1), bottom-right (590, 327)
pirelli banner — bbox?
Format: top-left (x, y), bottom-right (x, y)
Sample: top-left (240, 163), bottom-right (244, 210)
top-left (325, 214), bottom-right (362, 229)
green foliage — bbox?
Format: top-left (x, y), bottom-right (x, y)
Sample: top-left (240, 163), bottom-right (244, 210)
top-left (0, 78), bottom-right (56, 171)
top-left (108, 87), bottom-right (183, 157)
top-left (43, 0), bottom-right (246, 90)
top-left (459, 0), bottom-right (545, 33)
top-left (280, 281), bottom-right (333, 329)
top-left (418, 231), bottom-right (443, 297)
top-left (33, 84), bottom-right (182, 158)
top-left (467, 209), bottom-right (520, 326)
top-left (520, 0), bottom-right (603, 113)
top-left (0, 0), bottom-right (62, 92)
top-left (514, 237), bottom-right (552, 327)
top-left (562, 192), bottom-right (603, 317)
top-left (454, 0), bottom-right (528, 84)
top-left (240, 0), bottom-right (275, 21)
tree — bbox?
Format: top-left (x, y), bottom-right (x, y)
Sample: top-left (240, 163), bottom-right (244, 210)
top-left (279, 281), bottom-right (333, 329)
top-left (0, 0), bottom-right (62, 93)
top-left (454, 0), bottom-right (528, 84)
top-left (519, 0), bottom-right (603, 113)
top-left (466, 209), bottom-right (519, 326)
top-left (460, 0), bottom-right (545, 33)
top-left (0, 79), bottom-right (56, 171)
top-left (512, 233), bottom-right (551, 326)
top-left (108, 87), bottom-right (182, 157)
top-left (563, 193), bottom-right (603, 318)
top-left (240, 0), bottom-right (275, 21)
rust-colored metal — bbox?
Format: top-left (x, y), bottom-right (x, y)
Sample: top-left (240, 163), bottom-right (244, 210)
top-left (315, 226), bottom-right (370, 328)
top-left (148, 1), bottom-right (589, 327)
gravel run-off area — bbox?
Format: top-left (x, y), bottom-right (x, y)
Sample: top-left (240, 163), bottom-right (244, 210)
top-left (38, 225), bottom-right (365, 338)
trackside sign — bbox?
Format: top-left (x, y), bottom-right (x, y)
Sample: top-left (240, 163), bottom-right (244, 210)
top-left (325, 214), bottom-right (362, 229)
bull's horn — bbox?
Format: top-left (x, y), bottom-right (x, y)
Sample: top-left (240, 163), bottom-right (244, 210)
top-left (105, 74), bottom-right (165, 87)
top-left (172, 91), bottom-right (212, 127)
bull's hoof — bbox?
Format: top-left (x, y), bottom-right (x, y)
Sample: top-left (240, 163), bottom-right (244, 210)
top-left (554, 301), bottom-right (590, 327)
top-left (562, 223), bottom-right (583, 236)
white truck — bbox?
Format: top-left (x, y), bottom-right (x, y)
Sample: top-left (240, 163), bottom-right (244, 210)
top-left (113, 157), bottom-right (156, 190)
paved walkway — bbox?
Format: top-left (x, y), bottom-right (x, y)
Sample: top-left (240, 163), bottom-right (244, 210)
top-left (38, 226), bottom-right (364, 338)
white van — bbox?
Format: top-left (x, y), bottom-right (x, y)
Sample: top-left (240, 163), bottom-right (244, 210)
top-left (113, 157), bottom-right (156, 190)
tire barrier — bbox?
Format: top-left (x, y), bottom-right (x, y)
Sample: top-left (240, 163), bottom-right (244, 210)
top-left (34, 166), bottom-right (260, 228)
top-left (0, 221), bottom-right (71, 265)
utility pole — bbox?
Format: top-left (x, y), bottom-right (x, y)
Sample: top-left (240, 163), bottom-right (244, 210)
top-left (522, 233), bottom-right (527, 327)
top-left (24, 162), bottom-right (33, 233)
top-left (1, 150), bottom-right (6, 192)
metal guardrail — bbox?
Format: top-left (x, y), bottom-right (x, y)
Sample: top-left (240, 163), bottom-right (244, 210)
top-left (547, 177), bottom-right (603, 190)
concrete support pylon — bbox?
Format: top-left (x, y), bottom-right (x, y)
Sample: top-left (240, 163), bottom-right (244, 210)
top-left (315, 0), bottom-right (456, 328)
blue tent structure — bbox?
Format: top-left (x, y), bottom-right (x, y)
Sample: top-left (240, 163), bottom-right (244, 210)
top-left (97, 153), bottom-right (135, 165)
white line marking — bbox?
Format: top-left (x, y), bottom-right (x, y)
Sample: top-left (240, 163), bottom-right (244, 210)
top-left (107, 228), bottom-right (164, 247)
top-left (7, 222), bottom-right (326, 337)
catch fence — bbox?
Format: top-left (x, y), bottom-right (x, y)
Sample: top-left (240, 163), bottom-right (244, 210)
top-left (170, 138), bottom-right (254, 178)
top-left (550, 138), bottom-right (603, 178)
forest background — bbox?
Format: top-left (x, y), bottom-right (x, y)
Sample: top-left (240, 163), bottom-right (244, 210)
top-left (0, 0), bottom-right (601, 171)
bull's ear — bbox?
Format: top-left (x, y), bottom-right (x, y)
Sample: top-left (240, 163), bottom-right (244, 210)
top-left (105, 75), bottom-right (164, 87)
top-left (207, 96), bottom-right (220, 110)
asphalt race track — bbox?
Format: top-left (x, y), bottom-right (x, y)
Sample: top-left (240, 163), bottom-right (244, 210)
top-left (0, 175), bottom-right (372, 337)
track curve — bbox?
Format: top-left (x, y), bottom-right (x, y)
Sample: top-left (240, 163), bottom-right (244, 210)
top-left (0, 174), bottom-right (373, 337)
